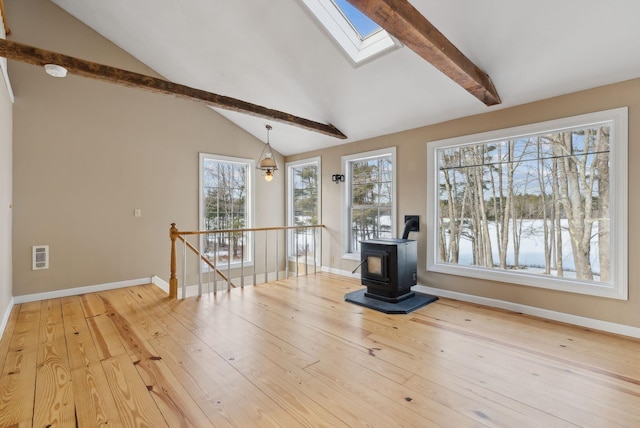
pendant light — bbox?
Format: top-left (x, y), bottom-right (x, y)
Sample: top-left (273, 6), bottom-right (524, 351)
top-left (257, 124), bottom-right (278, 182)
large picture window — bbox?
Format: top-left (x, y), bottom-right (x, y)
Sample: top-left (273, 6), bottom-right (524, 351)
top-left (426, 108), bottom-right (628, 299)
top-left (287, 157), bottom-right (321, 260)
top-left (343, 147), bottom-right (396, 257)
top-left (199, 153), bottom-right (254, 266)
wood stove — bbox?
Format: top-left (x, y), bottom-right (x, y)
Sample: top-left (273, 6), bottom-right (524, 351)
top-left (360, 238), bottom-right (417, 303)
top-left (345, 217), bottom-right (437, 314)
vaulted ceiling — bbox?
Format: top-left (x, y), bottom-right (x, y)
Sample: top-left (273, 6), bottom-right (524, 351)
top-left (48, 0), bottom-right (640, 155)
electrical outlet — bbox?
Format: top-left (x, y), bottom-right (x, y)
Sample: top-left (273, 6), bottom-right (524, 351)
top-left (134, 209), bottom-right (142, 217)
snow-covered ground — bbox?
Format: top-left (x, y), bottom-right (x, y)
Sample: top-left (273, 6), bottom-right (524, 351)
top-left (449, 219), bottom-right (601, 278)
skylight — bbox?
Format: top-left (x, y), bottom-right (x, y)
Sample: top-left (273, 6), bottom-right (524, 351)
top-left (332, 0), bottom-right (381, 39)
top-left (302, 0), bottom-right (401, 63)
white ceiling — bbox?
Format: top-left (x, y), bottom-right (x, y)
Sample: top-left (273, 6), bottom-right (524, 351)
top-left (51, 0), bottom-right (640, 156)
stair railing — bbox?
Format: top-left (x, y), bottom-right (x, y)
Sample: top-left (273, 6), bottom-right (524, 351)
top-left (169, 223), bottom-right (324, 299)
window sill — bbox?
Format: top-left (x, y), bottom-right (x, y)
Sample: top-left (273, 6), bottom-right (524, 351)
top-left (427, 262), bottom-right (627, 300)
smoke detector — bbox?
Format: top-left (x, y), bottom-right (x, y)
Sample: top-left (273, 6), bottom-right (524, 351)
top-left (44, 64), bottom-right (68, 78)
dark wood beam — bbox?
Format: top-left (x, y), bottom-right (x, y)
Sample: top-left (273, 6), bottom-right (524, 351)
top-left (0, 39), bottom-right (347, 139)
top-left (346, 0), bottom-right (500, 106)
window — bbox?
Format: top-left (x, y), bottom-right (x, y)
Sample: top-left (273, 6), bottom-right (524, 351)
top-left (287, 157), bottom-right (321, 260)
top-left (301, 0), bottom-right (401, 63)
top-left (343, 147), bottom-right (396, 258)
top-left (426, 108), bottom-right (628, 299)
top-left (199, 153), bottom-right (254, 266)
top-left (332, 0), bottom-right (381, 39)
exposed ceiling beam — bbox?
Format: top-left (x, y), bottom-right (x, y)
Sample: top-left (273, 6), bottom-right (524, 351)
top-left (0, 0), bottom-right (10, 35)
top-left (346, 0), bottom-right (500, 106)
top-left (0, 39), bottom-right (347, 139)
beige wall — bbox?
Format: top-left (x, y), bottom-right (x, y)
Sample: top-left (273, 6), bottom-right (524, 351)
top-left (0, 50), bottom-right (13, 327)
top-left (9, 0), bottom-right (284, 295)
top-left (287, 78), bottom-right (640, 328)
top-left (6, 0), bottom-right (640, 330)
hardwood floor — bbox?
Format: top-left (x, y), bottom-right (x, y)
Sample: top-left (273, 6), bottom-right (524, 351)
top-left (0, 272), bottom-right (639, 427)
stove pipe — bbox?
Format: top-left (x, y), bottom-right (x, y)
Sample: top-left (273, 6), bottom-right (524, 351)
top-left (401, 217), bottom-right (418, 240)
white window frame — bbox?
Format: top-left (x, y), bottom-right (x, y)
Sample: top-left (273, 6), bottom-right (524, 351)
top-left (300, 0), bottom-right (401, 63)
top-left (0, 16), bottom-right (14, 103)
top-left (342, 147), bottom-right (397, 260)
top-left (426, 108), bottom-right (628, 300)
top-left (286, 157), bottom-right (322, 261)
top-left (199, 153), bottom-right (255, 269)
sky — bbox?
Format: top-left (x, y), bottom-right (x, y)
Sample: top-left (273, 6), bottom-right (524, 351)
top-left (333, 0), bottom-right (381, 38)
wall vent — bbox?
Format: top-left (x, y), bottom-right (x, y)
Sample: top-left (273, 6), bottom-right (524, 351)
top-left (32, 245), bottom-right (49, 270)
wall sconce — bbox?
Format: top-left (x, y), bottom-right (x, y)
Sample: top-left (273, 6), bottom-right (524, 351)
top-left (256, 124), bottom-right (278, 182)
top-left (332, 174), bottom-right (344, 184)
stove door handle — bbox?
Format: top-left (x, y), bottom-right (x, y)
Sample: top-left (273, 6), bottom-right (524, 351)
top-left (351, 259), bottom-right (367, 274)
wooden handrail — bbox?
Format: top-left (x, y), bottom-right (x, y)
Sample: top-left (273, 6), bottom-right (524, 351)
top-left (178, 224), bottom-right (325, 236)
top-left (169, 223), bottom-right (324, 298)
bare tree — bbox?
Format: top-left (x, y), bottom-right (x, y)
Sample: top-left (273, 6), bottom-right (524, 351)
top-left (435, 124), bottom-right (610, 282)
top-left (551, 157), bottom-right (564, 276)
top-left (537, 140), bottom-right (552, 274)
top-left (595, 127), bottom-right (610, 281)
top-left (204, 162), bottom-right (247, 262)
top-left (552, 130), bottom-right (603, 280)
top-left (496, 142), bottom-right (513, 269)
top-left (464, 146), bottom-right (494, 267)
top-left (440, 167), bottom-right (459, 262)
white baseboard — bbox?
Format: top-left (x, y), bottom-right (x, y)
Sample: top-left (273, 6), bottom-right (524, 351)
top-left (13, 277), bottom-right (156, 304)
top-left (324, 268), bottom-right (640, 339)
top-left (152, 275), bottom-right (170, 293)
top-left (321, 266), bottom-right (360, 279)
top-left (413, 285), bottom-right (640, 340)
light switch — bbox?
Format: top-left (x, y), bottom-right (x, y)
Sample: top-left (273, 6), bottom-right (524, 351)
top-left (134, 209), bottom-right (142, 217)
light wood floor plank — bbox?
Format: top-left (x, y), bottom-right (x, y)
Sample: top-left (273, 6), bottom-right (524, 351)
top-left (368, 314), bottom-right (639, 427)
top-left (408, 312), bottom-right (640, 415)
top-left (85, 312), bottom-right (128, 361)
top-left (214, 349), bottom-right (349, 427)
top-left (213, 288), bottom-right (414, 384)
top-left (102, 288), bottom-right (166, 342)
top-left (61, 296), bottom-right (101, 370)
top-left (303, 360), bottom-right (456, 428)
top-left (96, 293), bottom-right (163, 363)
top-left (150, 333), bottom-right (300, 427)
top-left (101, 354), bottom-right (169, 428)
top-left (416, 302), bottom-right (640, 376)
top-left (0, 305), bottom-right (20, 375)
top-left (0, 302), bottom-right (41, 427)
top-left (132, 356), bottom-right (214, 428)
top-left (61, 295), bottom-right (125, 427)
top-left (134, 287), bottom-right (304, 427)
top-left (71, 364), bottom-right (123, 428)
top-left (79, 292), bottom-right (109, 318)
top-left (2, 273), bottom-right (640, 427)
top-left (403, 372), bottom-right (573, 428)
top-left (95, 288), bottom-right (216, 426)
top-left (34, 298), bottom-right (75, 428)
top-left (0, 350), bottom-right (37, 427)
